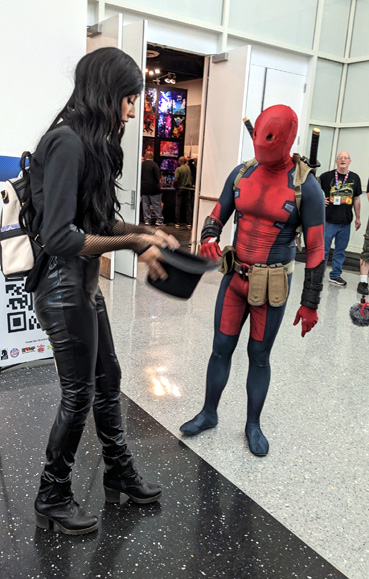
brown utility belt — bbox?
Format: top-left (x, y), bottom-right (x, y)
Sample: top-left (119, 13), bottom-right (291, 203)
top-left (219, 246), bottom-right (294, 307)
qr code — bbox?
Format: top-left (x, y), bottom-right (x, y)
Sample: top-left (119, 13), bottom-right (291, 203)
top-left (5, 276), bottom-right (41, 333)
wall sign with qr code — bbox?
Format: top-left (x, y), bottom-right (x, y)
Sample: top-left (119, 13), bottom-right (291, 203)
top-left (0, 274), bottom-right (52, 367)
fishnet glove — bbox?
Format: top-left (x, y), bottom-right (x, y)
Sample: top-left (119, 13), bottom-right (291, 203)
top-left (78, 222), bottom-right (157, 256)
top-left (113, 220), bottom-right (156, 236)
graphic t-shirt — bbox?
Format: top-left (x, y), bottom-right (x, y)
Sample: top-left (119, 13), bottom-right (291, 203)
top-left (319, 169), bottom-right (362, 224)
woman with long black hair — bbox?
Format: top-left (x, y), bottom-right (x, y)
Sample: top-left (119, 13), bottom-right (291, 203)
top-left (29, 47), bottom-right (179, 535)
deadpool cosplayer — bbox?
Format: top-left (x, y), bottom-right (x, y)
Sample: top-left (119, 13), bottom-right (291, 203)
top-left (180, 105), bottom-right (325, 456)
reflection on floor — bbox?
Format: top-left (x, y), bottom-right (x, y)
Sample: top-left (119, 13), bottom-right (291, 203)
top-left (1, 252), bottom-right (368, 578)
top-left (0, 365), bottom-right (345, 578)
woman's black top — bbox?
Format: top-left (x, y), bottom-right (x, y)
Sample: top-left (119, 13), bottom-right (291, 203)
top-left (30, 125), bottom-right (87, 257)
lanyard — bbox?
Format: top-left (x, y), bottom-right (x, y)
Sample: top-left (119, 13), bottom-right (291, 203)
top-left (335, 170), bottom-right (349, 191)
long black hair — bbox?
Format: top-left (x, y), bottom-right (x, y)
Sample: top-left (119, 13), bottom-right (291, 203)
top-left (47, 47), bottom-right (143, 235)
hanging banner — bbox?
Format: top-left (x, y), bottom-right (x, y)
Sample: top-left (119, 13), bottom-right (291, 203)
top-left (0, 185), bottom-right (51, 368)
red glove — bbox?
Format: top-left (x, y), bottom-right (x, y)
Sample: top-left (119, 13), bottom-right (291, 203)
top-left (200, 237), bottom-right (223, 262)
top-left (293, 306), bottom-right (318, 338)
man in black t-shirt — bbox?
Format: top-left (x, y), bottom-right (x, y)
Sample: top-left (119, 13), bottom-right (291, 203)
top-left (141, 151), bottom-right (163, 226)
top-left (319, 151), bottom-right (362, 286)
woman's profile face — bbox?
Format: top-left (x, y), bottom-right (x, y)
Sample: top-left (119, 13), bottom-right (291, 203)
top-left (119, 94), bottom-right (140, 132)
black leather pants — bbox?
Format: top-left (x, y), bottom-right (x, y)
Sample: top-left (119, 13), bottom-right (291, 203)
top-left (33, 256), bottom-right (136, 501)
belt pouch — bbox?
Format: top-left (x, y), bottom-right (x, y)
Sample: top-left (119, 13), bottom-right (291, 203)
top-left (247, 266), bottom-right (268, 306)
top-left (219, 246), bottom-right (235, 274)
top-left (268, 266), bottom-right (288, 307)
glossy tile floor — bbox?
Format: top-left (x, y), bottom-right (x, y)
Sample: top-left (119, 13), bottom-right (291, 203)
top-left (1, 238), bottom-right (368, 578)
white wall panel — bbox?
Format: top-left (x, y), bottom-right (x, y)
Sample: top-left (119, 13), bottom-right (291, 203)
top-left (145, 18), bottom-right (219, 54)
top-left (0, 0), bottom-right (86, 156)
top-left (335, 126), bottom-right (368, 257)
top-left (350, 0), bottom-right (369, 57)
top-left (116, 0), bottom-right (223, 25)
top-left (319, 0), bottom-right (351, 57)
top-left (229, 0), bottom-right (318, 50)
top-left (251, 44), bottom-right (309, 75)
top-left (342, 62), bottom-right (369, 123)
top-left (336, 128), bottom-right (369, 187)
top-left (311, 59), bottom-right (343, 122)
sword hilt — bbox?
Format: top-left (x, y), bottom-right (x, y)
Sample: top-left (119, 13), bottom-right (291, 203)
top-left (307, 127), bottom-right (321, 168)
top-left (243, 117), bottom-right (254, 139)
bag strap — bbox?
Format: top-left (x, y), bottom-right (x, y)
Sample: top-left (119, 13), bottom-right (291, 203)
top-left (20, 151), bottom-right (32, 174)
top-left (292, 154), bottom-right (316, 245)
top-left (233, 158), bottom-right (257, 192)
top-left (232, 158), bottom-right (258, 225)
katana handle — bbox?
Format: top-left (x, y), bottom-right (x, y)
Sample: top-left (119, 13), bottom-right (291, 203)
top-left (243, 117), bottom-right (254, 139)
top-left (308, 127), bottom-right (321, 168)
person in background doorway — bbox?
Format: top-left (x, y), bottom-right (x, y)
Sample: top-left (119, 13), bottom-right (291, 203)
top-left (141, 151), bottom-right (163, 226)
top-left (28, 47), bottom-right (179, 536)
top-left (188, 157), bottom-right (197, 185)
top-left (319, 151), bottom-right (362, 286)
top-left (173, 156), bottom-right (193, 229)
top-left (357, 179), bottom-right (369, 294)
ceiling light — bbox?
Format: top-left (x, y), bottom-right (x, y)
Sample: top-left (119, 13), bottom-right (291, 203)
top-left (147, 49), bottom-right (160, 58)
top-left (164, 73), bottom-right (176, 85)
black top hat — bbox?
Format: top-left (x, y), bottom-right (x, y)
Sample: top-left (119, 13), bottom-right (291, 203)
top-left (147, 247), bottom-right (219, 299)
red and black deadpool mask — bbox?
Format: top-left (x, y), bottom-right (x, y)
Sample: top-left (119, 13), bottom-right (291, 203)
top-left (253, 104), bottom-right (298, 168)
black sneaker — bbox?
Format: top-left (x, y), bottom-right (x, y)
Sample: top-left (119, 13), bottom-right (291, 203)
top-left (357, 281), bottom-right (369, 295)
top-left (329, 277), bottom-right (347, 286)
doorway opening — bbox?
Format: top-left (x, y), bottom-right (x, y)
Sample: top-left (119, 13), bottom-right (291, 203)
top-left (140, 43), bottom-right (205, 247)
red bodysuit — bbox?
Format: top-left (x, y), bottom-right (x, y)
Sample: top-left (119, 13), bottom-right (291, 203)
top-left (180, 105), bottom-right (325, 456)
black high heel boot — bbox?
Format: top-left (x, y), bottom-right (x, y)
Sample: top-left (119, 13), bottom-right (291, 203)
top-left (103, 472), bottom-right (162, 504)
top-left (35, 478), bottom-right (98, 535)
top-left (103, 452), bottom-right (162, 504)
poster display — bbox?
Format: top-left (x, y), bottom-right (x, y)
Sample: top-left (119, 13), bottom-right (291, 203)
top-left (142, 86), bottom-right (187, 186)
top-left (158, 91), bottom-right (172, 114)
top-left (157, 114), bottom-right (172, 138)
top-left (159, 141), bottom-right (179, 157)
top-left (172, 115), bottom-right (185, 139)
top-left (142, 138), bottom-right (155, 158)
top-left (143, 112), bottom-right (155, 137)
top-left (172, 90), bottom-right (186, 114)
top-left (144, 87), bottom-right (157, 113)
top-left (0, 272), bottom-right (52, 368)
